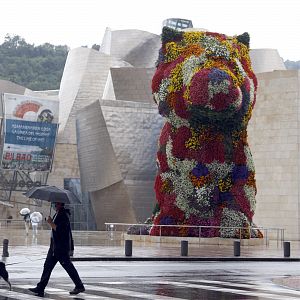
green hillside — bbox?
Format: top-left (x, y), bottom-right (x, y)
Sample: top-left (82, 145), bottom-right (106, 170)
top-left (0, 34), bottom-right (69, 91)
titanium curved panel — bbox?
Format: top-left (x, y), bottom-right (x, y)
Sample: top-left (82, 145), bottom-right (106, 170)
top-left (76, 99), bottom-right (164, 222)
top-left (58, 48), bottom-right (132, 144)
top-left (76, 101), bottom-right (122, 192)
top-left (104, 29), bottom-right (161, 67)
top-left (250, 49), bottom-right (286, 74)
top-left (110, 68), bottom-right (155, 103)
top-left (90, 181), bottom-right (136, 229)
top-left (101, 99), bottom-right (164, 221)
top-left (58, 47), bottom-right (91, 137)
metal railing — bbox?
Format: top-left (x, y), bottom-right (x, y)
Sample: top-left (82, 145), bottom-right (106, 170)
top-left (105, 223), bottom-right (285, 248)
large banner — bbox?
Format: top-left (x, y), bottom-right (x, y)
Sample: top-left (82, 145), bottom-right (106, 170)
top-left (1, 93), bottom-right (59, 171)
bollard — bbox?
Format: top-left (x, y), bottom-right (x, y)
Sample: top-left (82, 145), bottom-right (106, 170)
top-left (284, 241), bottom-right (290, 257)
top-left (181, 240), bottom-right (188, 256)
top-left (125, 240), bottom-right (132, 257)
top-left (234, 240), bottom-right (240, 257)
top-left (2, 239), bottom-right (9, 257)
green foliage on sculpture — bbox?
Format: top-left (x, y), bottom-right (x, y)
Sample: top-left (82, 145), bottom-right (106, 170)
top-left (151, 27), bottom-right (262, 238)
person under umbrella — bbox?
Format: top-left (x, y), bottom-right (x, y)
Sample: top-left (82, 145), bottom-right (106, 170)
top-left (30, 212), bottom-right (43, 236)
top-left (20, 208), bottom-right (31, 235)
top-left (28, 201), bottom-right (85, 297)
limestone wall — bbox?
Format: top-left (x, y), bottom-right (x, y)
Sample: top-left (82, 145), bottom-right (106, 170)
top-left (249, 70), bottom-right (300, 240)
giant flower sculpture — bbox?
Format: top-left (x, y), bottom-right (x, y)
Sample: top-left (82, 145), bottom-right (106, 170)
top-left (150, 27), bottom-right (262, 238)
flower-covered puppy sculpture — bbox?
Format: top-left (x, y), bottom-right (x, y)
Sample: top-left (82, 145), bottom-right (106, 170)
top-left (151, 27), bottom-right (261, 238)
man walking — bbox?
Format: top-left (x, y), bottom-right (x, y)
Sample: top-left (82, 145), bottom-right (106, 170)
top-left (28, 202), bottom-right (85, 297)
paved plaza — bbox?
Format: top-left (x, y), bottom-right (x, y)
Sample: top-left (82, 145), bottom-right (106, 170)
top-left (1, 229), bottom-right (300, 299)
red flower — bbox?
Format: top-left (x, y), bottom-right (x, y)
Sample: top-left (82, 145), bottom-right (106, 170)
top-left (159, 122), bottom-right (172, 146)
top-left (189, 69), bottom-right (210, 105)
top-left (171, 126), bottom-right (192, 159)
top-left (154, 175), bottom-right (165, 204)
top-left (231, 183), bottom-right (253, 220)
top-left (198, 138), bottom-right (225, 163)
top-left (157, 151), bottom-right (169, 172)
top-left (210, 86), bottom-right (240, 111)
top-left (207, 31), bottom-right (227, 41)
top-left (164, 56), bottom-right (184, 78)
top-left (152, 66), bottom-right (165, 93)
top-left (233, 142), bottom-right (247, 164)
top-left (152, 56), bottom-right (184, 93)
top-left (173, 91), bottom-right (190, 119)
top-left (243, 77), bottom-right (251, 93)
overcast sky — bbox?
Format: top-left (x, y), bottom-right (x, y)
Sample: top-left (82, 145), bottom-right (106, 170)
top-left (1, 0), bottom-right (299, 61)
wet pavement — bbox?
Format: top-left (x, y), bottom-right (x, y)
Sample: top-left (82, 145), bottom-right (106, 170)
top-left (3, 261), bottom-right (300, 299)
top-left (1, 229), bottom-right (300, 299)
top-left (1, 228), bottom-right (300, 261)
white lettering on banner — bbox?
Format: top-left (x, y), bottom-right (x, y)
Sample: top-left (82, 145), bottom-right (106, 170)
top-left (16, 136), bottom-right (46, 143)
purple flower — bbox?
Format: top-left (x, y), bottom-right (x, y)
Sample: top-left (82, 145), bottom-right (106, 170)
top-left (191, 163), bottom-right (209, 177)
top-left (232, 165), bottom-right (249, 181)
top-left (160, 216), bottom-right (175, 225)
top-left (158, 101), bottom-right (170, 117)
top-left (208, 68), bottom-right (229, 83)
top-left (219, 192), bottom-right (232, 202)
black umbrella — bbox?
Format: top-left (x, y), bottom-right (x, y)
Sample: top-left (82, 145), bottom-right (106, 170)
top-left (23, 185), bottom-right (79, 204)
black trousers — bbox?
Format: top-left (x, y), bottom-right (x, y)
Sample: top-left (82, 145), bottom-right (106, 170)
top-left (37, 248), bottom-right (83, 290)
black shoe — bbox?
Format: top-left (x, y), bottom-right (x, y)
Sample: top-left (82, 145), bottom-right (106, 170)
top-left (28, 287), bottom-right (45, 297)
top-left (69, 286), bottom-right (85, 295)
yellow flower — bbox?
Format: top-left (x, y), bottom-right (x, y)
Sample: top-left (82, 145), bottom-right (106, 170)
top-left (218, 178), bottom-right (232, 192)
top-left (185, 136), bottom-right (199, 150)
top-left (190, 175), bottom-right (206, 188)
top-left (161, 179), bottom-right (173, 193)
top-left (168, 63), bottom-right (183, 93)
top-left (165, 42), bottom-right (183, 62)
top-left (183, 31), bottom-right (203, 45)
top-left (242, 106), bottom-right (253, 125)
top-left (183, 86), bottom-right (190, 102)
top-left (182, 44), bottom-right (204, 58)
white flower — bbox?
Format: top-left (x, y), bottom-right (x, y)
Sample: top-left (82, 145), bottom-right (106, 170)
top-left (166, 111), bottom-right (190, 129)
top-left (206, 161), bottom-right (234, 184)
top-left (155, 78), bottom-right (170, 104)
top-left (244, 185), bottom-right (256, 212)
top-left (244, 146), bottom-right (255, 172)
top-left (235, 58), bottom-right (247, 79)
top-left (182, 55), bottom-right (206, 86)
top-left (163, 138), bottom-right (199, 217)
top-left (220, 208), bottom-right (248, 238)
top-left (230, 86), bottom-right (242, 110)
top-left (249, 78), bottom-right (255, 105)
top-left (200, 35), bottom-right (230, 60)
top-left (208, 80), bottom-right (230, 99)
top-left (195, 185), bottom-right (213, 207)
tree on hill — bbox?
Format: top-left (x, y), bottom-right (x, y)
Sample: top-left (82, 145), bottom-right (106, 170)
top-left (0, 34), bottom-right (69, 90)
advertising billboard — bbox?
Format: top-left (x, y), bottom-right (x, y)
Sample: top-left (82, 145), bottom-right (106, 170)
top-left (1, 93), bottom-right (59, 171)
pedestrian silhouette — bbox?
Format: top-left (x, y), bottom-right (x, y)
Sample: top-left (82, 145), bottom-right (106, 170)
top-left (28, 202), bottom-right (85, 297)
top-left (0, 261), bottom-right (11, 290)
top-left (23, 213), bottom-right (30, 235)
